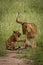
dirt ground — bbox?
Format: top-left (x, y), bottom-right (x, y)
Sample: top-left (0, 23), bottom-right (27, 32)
top-left (0, 51), bottom-right (33, 65)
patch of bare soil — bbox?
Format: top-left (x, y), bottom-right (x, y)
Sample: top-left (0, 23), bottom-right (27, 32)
top-left (0, 50), bottom-right (33, 65)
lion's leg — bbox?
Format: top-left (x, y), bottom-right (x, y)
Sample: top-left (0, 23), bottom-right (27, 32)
top-left (24, 36), bottom-right (32, 47)
top-left (7, 42), bottom-right (15, 50)
top-left (32, 37), bottom-right (36, 48)
top-left (11, 42), bottom-right (16, 50)
top-left (6, 42), bottom-right (12, 50)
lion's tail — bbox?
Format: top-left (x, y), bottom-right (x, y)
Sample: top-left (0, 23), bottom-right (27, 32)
top-left (16, 13), bottom-right (23, 24)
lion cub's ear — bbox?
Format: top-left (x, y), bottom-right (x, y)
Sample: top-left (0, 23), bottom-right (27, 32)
top-left (13, 31), bottom-right (16, 33)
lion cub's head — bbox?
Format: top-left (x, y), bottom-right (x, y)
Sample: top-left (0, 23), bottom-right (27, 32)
top-left (13, 31), bottom-right (21, 37)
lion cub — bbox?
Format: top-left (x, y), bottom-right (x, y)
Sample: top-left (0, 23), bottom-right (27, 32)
top-left (6, 31), bottom-right (21, 50)
top-left (16, 13), bottom-right (37, 48)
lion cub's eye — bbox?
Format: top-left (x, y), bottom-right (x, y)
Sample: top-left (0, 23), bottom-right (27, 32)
top-left (18, 33), bottom-right (21, 37)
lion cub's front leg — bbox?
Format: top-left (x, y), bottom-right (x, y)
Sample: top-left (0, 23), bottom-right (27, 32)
top-left (23, 36), bottom-right (32, 48)
top-left (32, 37), bottom-right (36, 48)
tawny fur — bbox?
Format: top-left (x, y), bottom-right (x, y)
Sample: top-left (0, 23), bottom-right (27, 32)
top-left (16, 13), bottom-right (37, 48)
top-left (6, 31), bottom-right (21, 50)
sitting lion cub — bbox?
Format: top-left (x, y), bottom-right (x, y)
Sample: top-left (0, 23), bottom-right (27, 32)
top-left (6, 31), bottom-right (21, 50)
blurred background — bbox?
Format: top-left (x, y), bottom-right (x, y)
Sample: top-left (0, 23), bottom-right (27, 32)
top-left (0, 0), bottom-right (43, 64)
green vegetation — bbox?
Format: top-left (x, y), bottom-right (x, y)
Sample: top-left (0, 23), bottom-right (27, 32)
top-left (33, 47), bottom-right (43, 65)
top-left (15, 47), bottom-right (37, 58)
top-left (0, 43), bottom-right (7, 56)
top-left (0, 0), bottom-right (43, 65)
